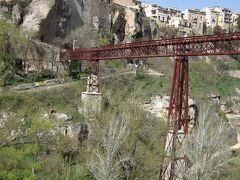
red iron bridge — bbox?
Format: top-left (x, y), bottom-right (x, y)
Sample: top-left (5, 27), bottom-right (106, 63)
top-left (60, 32), bottom-right (240, 180)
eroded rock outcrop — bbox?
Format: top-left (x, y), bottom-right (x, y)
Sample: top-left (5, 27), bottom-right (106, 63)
top-left (112, 6), bottom-right (153, 43)
top-left (43, 110), bottom-right (73, 121)
top-left (12, 3), bottom-right (23, 25)
top-left (38, 0), bottom-right (112, 44)
top-left (144, 96), bottom-right (198, 124)
top-left (144, 96), bottom-right (239, 149)
top-left (0, 112), bottom-right (7, 127)
top-left (112, 9), bottom-right (127, 42)
top-left (43, 110), bottom-right (89, 142)
top-left (21, 0), bottom-right (55, 38)
top-left (23, 40), bottom-right (67, 73)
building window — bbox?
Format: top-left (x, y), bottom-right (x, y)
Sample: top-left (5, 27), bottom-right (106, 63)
top-left (152, 10), bottom-right (156, 14)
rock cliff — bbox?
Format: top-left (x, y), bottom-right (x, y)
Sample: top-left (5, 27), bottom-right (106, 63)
top-left (0, 0), bottom-right (158, 73)
top-left (111, 5), bottom-right (154, 43)
top-left (21, 0), bottom-right (55, 38)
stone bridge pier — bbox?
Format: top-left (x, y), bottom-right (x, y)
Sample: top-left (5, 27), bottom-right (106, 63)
top-left (81, 61), bottom-right (102, 118)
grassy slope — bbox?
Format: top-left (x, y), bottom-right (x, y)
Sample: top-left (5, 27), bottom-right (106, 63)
top-left (0, 81), bottom-right (86, 121)
top-left (190, 60), bottom-right (240, 100)
top-left (1, 58), bottom-right (239, 126)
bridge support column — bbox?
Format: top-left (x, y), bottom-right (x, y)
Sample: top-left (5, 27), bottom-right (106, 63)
top-left (86, 60), bottom-right (100, 93)
top-left (160, 56), bottom-right (189, 180)
top-left (81, 60), bottom-right (102, 117)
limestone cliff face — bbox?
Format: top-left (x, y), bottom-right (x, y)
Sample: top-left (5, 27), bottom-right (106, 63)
top-left (1, 1), bottom-right (157, 73)
top-left (1, 0), bottom-right (113, 73)
top-left (21, 0), bottom-right (55, 37)
top-left (3, 0), bottom-right (156, 45)
top-left (111, 5), bottom-right (155, 43)
top-left (23, 40), bottom-right (68, 74)
top-left (24, 0), bottom-right (112, 44)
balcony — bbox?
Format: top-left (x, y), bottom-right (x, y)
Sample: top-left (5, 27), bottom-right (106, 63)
top-left (224, 19), bottom-right (232, 23)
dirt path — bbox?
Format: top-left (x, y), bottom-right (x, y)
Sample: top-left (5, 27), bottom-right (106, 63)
top-left (15, 71), bottom-right (135, 92)
top-left (14, 69), bottom-right (168, 93)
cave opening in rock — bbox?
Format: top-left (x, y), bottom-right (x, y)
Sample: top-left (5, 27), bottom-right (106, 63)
top-left (15, 59), bottom-right (23, 71)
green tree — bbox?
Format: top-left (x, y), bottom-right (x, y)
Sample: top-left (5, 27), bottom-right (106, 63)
top-left (180, 107), bottom-right (238, 180)
top-left (237, 14), bottom-right (240, 31)
top-left (207, 26), bottom-right (213, 35)
top-left (0, 20), bottom-right (26, 86)
top-left (0, 115), bottom-right (55, 179)
top-left (213, 25), bottom-right (222, 35)
top-left (203, 22), bottom-right (207, 34)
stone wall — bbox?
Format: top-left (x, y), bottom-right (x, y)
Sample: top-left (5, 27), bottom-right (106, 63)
top-left (113, 0), bottom-right (135, 7)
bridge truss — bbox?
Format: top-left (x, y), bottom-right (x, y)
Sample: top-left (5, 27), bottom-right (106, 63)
top-left (60, 32), bottom-right (240, 180)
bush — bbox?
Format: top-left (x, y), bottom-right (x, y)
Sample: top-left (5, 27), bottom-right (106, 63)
top-left (0, 0), bottom-right (32, 8)
top-left (39, 69), bottom-right (56, 79)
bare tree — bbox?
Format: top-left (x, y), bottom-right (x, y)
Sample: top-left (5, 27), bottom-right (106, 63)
top-left (88, 113), bottom-right (132, 180)
top-left (179, 107), bottom-right (236, 180)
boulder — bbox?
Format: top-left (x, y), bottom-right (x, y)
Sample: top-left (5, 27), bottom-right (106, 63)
top-left (207, 93), bottom-right (221, 104)
top-left (144, 96), bottom-right (198, 123)
top-left (43, 110), bottom-right (73, 121)
top-left (236, 88), bottom-right (240, 95)
top-left (226, 124), bottom-right (238, 146)
top-left (231, 104), bottom-right (240, 114)
top-left (220, 103), bottom-right (233, 113)
top-left (0, 4), bottom-right (9, 13)
top-left (61, 123), bottom-right (89, 142)
top-left (14, 74), bottom-right (24, 81)
top-left (144, 96), bottom-right (169, 119)
top-left (231, 143), bottom-right (240, 154)
top-left (53, 113), bottom-right (73, 121)
top-left (228, 70), bottom-right (240, 79)
top-left (231, 124), bottom-right (240, 154)
top-left (0, 112), bottom-right (7, 127)
top-left (63, 125), bottom-right (74, 138)
top-left (92, 16), bottom-right (100, 32)
top-left (12, 3), bottom-right (23, 25)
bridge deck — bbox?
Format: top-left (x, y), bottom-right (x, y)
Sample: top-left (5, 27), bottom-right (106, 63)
top-left (60, 32), bottom-right (240, 61)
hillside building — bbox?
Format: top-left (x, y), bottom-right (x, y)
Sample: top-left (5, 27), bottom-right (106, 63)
top-left (203, 6), bottom-right (237, 31)
top-left (202, 7), bottom-right (220, 29)
top-left (142, 2), bottom-right (239, 34)
top-left (183, 9), bottom-right (206, 34)
top-left (143, 3), bottom-right (183, 26)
